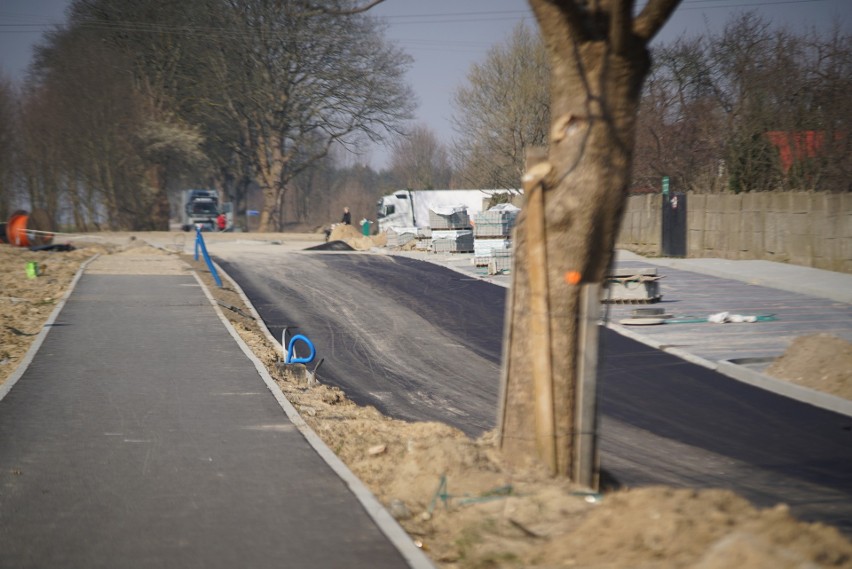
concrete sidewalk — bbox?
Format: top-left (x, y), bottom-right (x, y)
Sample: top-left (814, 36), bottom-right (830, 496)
top-left (0, 253), bottom-right (430, 569)
top-left (615, 251), bottom-right (852, 304)
top-left (608, 251), bottom-right (852, 360)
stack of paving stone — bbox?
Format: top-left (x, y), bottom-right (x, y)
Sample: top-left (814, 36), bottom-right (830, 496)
top-left (386, 227), bottom-right (417, 248)
top-left (431, 230), bottom-right (474, 253)
top-left (473, 203), bottom-right (520, 268)
top-left (473, 203), bottom-right (519, 238)
top-left (487, 250), bottom-right (513, 274)
top-left (474, 238), bottom-right (512, 267)
top-left (429, 205), bottom-right (471, 230)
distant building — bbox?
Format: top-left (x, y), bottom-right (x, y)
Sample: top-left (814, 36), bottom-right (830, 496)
top-left (765, 130), bottom-right (843, 173)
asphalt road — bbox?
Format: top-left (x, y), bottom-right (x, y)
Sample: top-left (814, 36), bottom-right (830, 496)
top-left (218, 252), bottom-right (504, 436)
top-left (216, 250), bottom-right (852, 534)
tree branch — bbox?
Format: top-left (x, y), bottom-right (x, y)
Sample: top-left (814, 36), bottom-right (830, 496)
top-left (610, 0), bottom-right (634, 55)
top-left (529, 0), bottom-right (589, 42)
top-left (634, 0), bottom-right (682, 43)
top-left (302, 0), bottom-right (386, 16)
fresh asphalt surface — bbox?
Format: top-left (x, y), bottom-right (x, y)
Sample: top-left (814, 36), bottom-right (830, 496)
top-left (0, 274), bottom-right (411, 568)
top-left (217, 249), bottom-right (852, 535)
top-left (218, 253), bottom-right (504, 436)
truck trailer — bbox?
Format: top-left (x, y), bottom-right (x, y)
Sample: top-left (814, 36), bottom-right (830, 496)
top-left (376, 189), bottom-right (517, 233)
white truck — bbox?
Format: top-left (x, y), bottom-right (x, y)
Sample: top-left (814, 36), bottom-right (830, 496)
top-left (180, 189), bottom-right (220, 231)
top-left (375, 189), bottom-right (517, 233)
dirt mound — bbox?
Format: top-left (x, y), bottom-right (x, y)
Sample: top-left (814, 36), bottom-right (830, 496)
top-left (327, 224), bottom-right (386, 251)
top-left (305, 240), bottom-right (355, 251)
top-left (260, 353), bottom-right (852, 568)
top-left (766, 334), bottom-right (852, 399)
top-left (544, 487), bottom-right (852, 568)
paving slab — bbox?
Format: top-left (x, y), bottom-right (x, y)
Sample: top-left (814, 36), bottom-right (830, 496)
top-left (0, 256), bottom-right (425, 569)
top-left (608, 253), bottom-right (852, 363)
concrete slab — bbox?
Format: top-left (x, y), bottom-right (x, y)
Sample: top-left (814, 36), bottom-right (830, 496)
top-left (616, 251), bottom-right (852, 304)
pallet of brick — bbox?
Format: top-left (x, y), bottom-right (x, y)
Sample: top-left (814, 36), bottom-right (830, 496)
top-left (473, 203), bottom-right (520, 238)
top-left (487, 250), bottom-right (513, 274)
top-left (386, 228), bottom-right (417, 248)
top-left (431, 230), bottom-right (474, 253)
top-left (473, 238), bottom-right (511, 266)
top-left (429, 205), bottom-right (471, 230)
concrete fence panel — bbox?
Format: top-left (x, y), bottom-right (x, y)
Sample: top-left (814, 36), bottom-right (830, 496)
top-left (616, 192), bottom-right (852, 273)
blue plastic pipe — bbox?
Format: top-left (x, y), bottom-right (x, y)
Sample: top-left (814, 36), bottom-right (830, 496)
top-left (286, 334), bottom-right (316, 364)
top-left (195, 227), bottom-right (223, 287)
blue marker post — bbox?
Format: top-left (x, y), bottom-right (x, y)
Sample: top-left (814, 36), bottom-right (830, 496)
top-left (195, 226), bottom-right (223, 288)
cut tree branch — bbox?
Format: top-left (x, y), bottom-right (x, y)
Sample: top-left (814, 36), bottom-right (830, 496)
top-left (530, 0), bottom-right (589, 41)
top-left (302, 0), bottom-right (386, 16)
top-left (634, 0), bottom-right (681, 43)
top-left (610, 0), bottom-right (635, 55)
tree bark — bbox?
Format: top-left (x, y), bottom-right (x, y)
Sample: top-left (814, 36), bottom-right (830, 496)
top-left (500, 0), bottom-right (655, 478)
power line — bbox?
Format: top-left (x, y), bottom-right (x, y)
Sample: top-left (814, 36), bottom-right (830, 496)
top-left (0, 0), bottom-right (839, 36)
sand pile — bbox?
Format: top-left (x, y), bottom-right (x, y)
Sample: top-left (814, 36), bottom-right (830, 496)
top-left (328, 223), bottom-right (387, 250)
top-left (766, 333), bottom-right (852, 399)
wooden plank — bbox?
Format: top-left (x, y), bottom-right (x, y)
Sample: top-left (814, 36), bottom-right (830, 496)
top-left (523, 160), bottom-right (557, 474)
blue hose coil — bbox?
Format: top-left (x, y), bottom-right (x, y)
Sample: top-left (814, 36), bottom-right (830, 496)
top-left (286, 334), bottom-right (316, 364)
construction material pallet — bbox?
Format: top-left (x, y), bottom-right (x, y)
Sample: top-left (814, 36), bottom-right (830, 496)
top-left (474, 204), bottom-right (519, 236)
top-left (487, 250), bottom-right (513, 274)
top-left (429, 208), bottom-right (471, 230)
top-left (603, 267), bottom-right (663, 303)
top-left (432, 230), bottom-right (474, 253)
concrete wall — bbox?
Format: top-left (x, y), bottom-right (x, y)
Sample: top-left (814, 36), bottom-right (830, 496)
top-left (616, 192), bottom-right (852, 273)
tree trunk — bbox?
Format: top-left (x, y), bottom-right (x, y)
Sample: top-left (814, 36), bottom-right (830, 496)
top-left (499, 16), bottom-right (650, 478)
top-left (255, 135), bottom-right (285, 233)
top-left (146, 164), bottom-right (171, 231)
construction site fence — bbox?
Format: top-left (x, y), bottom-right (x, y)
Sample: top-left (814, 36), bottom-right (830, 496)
top-left (616, 192), bottom-right (852, 274)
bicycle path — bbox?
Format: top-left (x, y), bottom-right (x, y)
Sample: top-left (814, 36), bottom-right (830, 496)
top-left (0, 252), bottom-right (430, 569)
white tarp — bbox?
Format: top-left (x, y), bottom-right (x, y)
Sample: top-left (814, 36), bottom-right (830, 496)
top-left (488, 203), bottom-right (521, 212)
top-left (430, 204), bottom-right (468, 216)
top-left (410, 190), bottom-right (515, 228)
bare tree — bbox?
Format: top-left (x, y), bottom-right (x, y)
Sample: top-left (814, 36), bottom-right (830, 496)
top-left (632, 13), bottom-right (851, 195)
top-left (499, 0), bottom-right (681, 479)
top-left (65, 0), bottom-right (216, 228)
top-left (0, 76), bottom-right (15, 221)
top-left (206, 1), bottom-right (414, 231)
top-left (633, 36), bottom-right (725, 193)
top-left (29, 24), bottom-right (147, 229)
top-left (713, 15), bottom-right (851, 193)
top-left (451, 23), bottom-right (550, 189)
top-left (388, 124), bottom-right (452, 189)
top-left (16, 86), bottom-right (67, 226)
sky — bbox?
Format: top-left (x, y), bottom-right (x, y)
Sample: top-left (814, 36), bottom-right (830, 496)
top-left (1, 0), bottom-right (849, 169)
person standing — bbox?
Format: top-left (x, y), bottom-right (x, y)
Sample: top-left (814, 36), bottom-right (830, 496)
top-left (341, 207), bottom-right (351, 225)
top-left (216, 212), bottom-right (227, 231)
